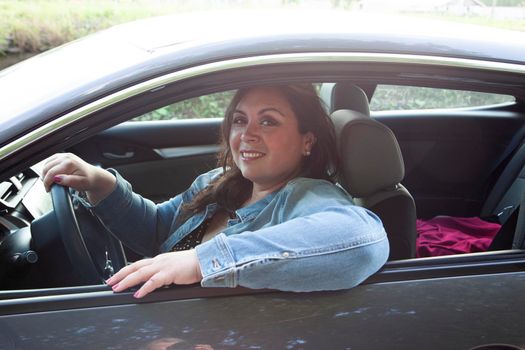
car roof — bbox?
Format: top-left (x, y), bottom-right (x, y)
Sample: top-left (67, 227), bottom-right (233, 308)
top-left (0, 9), bottom-right (524, 146)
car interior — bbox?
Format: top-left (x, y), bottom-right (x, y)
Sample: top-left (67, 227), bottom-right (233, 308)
top-left (332, 82), bottom-right (525, 260)
top-left (1, 62), bottom-right (525, 294)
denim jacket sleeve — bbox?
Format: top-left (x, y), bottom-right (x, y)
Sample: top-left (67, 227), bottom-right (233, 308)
top-left (90, 168), bottom-right (222, 256)
top-left (195, 178), bottom-right (389, 292)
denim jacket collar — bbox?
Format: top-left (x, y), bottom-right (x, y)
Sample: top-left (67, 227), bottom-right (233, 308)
top-left (233, 191), bottom-right (278, 223)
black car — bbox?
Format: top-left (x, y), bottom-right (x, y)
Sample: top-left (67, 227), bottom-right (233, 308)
top-left (0, 10), bottom-right (525, 349)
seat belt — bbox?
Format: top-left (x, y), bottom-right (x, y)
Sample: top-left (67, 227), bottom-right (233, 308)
top-left (483, 134), bottom-right (525, 188)
top-left (512, 188), bottom-right (525, 249)
top-left (488, 206), bottom-right (519, 250)
top-left (481, 140), bottom-right (525, 219)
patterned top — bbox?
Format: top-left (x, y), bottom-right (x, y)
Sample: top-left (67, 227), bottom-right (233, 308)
top-left (172, 217), bottom-right (212, 251)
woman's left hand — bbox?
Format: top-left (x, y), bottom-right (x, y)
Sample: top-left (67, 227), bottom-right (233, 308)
top-left (106, 249), bottom-right (203, 298)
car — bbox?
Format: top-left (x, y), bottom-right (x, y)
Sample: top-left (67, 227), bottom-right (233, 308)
top-left (1, 9), bottom-right (525, 349)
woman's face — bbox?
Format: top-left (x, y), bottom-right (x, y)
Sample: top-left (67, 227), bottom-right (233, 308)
top-left (229, 87), bottom-right (315, 191)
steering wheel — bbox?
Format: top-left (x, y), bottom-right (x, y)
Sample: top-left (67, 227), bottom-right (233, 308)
top-left (50, 184), bottom-right (126, 284)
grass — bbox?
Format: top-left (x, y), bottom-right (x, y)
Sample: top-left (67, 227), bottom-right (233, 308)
top-left (0, 0), bottom-right (240, 55)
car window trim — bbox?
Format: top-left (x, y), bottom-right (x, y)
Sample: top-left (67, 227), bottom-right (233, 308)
top-left (369, 249), bottom-right (525, 284)
top-left (2, 250), bottom-right (525, 316)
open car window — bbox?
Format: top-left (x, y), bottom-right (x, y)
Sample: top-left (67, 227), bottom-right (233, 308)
top-left (1, 79), bottom-right (523, 295)
top-left (0, 52), bottom-right (524, 296)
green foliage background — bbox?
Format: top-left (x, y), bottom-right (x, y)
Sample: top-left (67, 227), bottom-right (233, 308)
top-left (0, 0), bottom-right (243, 56)
top-left (370, 86), bottom-right (514, 111)
top-left (131, 86), bottom-right (514, 122)
top-left (134, 91), bottom-right (235, 121)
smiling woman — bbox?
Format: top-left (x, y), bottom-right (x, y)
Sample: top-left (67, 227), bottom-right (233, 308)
top-left (40, 83), bottom-right (389, 298)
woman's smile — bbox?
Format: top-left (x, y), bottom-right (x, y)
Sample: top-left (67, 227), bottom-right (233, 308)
top-left (240, 150), bottom-right (266, 160)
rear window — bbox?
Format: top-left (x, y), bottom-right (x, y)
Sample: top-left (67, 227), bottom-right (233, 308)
top-left (370, 85), bottom-right (515, 111)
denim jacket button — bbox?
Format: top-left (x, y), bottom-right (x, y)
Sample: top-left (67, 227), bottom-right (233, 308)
top-left (212, 258), bottom-right (221, 269)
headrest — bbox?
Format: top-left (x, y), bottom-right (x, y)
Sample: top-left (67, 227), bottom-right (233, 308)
top-left (331, 82), bottom-right (370, 116)
top-left (332, 109), bottom-right (405, 198)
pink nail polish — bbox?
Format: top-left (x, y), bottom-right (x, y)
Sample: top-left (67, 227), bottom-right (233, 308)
top-left (53, 175), bottom-right (63, 183)
top-left (112, 283), bottom-right (120, 291)
top-left (133, 291), bottom-right (141, 298)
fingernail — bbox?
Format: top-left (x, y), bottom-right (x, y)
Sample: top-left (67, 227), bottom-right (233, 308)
top-left (53, 175), bottom-right (63, 183)
top-left (111, 283), bottom-right (120, 291)
top-left (133, 291), bottom-right (141, 298)
top-left (105, 277), bottom-right (114, 285)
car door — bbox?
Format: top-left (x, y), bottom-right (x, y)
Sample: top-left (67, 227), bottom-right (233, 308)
top-left (2, 256), bottom-right (525, 349)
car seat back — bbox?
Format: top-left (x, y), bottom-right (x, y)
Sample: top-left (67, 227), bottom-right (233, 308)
top-left (321, 81), bottom-right (371, 116)
top-left (332, 106), bottom-right (417, 260)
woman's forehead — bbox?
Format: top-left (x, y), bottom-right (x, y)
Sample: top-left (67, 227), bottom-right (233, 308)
top-left (236, 87), bottom-right (293, 112)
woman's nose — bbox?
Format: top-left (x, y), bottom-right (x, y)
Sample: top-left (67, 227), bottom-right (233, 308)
top-left (240, 122), bottom-right (259, 142)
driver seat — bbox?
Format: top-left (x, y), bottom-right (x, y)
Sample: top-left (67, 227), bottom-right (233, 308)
top-left (330, 85), bottom-right (417, 260)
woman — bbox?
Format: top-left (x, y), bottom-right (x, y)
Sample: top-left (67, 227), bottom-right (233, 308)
top-left (42, 84), bottom-right (389, 298)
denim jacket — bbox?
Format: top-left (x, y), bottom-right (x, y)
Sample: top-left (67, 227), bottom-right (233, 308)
top-left (90, 168), bottom-right (389, 292)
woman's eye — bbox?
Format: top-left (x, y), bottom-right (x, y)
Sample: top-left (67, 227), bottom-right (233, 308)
top-left (261, 118), bottom-right (278, 126)
top-left (232, 116), bottom-right (246, 124)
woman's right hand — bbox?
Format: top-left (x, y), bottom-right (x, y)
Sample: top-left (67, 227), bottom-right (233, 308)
top-left (41, 153), bottom-right (117, 205)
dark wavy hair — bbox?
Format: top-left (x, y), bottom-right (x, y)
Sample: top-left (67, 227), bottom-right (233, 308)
top-left (183, 83), bottom-right (340, 215)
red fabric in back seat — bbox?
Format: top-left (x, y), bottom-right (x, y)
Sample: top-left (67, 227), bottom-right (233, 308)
top-left (416, 217), bottom-right (501, 257)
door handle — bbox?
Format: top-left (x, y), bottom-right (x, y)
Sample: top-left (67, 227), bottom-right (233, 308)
top-left (102, 151), bottom-right (135, 160)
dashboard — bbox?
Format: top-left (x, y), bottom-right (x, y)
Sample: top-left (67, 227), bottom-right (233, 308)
top-left (0, 164), bottom-right (55, 289)
top-left (0, 164), bottom-right (51, 237)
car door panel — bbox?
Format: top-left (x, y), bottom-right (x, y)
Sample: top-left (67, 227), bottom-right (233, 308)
top-left (1, 271), bottom-right (525, 349)
top-left (376, 111), bottom-right (525, 219)
top-left (70, 120), bottom-right (222, 203)
top-left (113, 154), bottom-right (218, 203)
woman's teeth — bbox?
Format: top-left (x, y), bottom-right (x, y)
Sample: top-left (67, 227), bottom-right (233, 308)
top-left (242, 152), bottom-right (264, 159)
